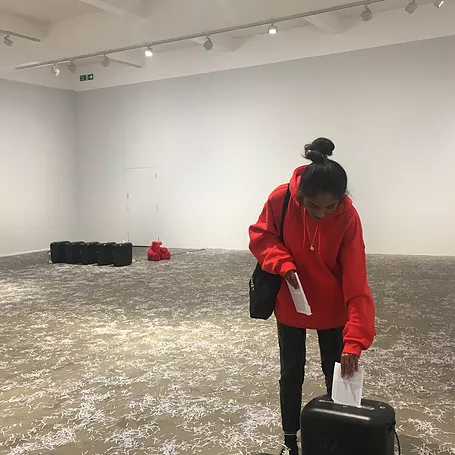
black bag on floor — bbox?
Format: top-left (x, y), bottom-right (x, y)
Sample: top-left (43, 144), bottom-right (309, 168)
top-left (80, 242), bottom-right (99, 265)
top-left (113, 243), bottom-right (133, 267)
top-left (249, 185), bottom-right (291, 320)
top-left (65, 242), bottom-right (84, 264)
top-left (50, 241), bottom-right (70, 263)
top-left (97, 242), bottom-right (116, 265)
top-left (301, 396), bottom-right (396, 455)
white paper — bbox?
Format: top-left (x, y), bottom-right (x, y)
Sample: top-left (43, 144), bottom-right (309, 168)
top-left (286, 274), bottom-right (312, 315)
top-left (331, 362), bottom-right (364, 408)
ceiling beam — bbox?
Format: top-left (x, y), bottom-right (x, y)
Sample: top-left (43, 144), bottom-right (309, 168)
top-left (0, 12), bottom-right (48, 41)
top-left (112, 49), bottom-right (145, 66)
top-left (76, 0), bottom-right (151, 17)
top-left (305, 12), bottom-right (352, 35)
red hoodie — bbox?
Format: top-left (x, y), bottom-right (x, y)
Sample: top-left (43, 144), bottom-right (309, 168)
top-left (249, 166), bottom-right (375, 357)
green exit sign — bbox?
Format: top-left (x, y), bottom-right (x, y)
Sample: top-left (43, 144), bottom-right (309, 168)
top-left (80, 74), bottom-right (94, 82)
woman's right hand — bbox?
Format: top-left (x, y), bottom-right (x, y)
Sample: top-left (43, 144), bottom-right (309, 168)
top-left (285, 270), bottom-right (299, 289)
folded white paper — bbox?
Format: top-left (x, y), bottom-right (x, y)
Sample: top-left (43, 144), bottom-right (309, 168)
top-left (331, 362), bottom-right (364, 408)
top-left (286, 274), bottom-right (312, 315)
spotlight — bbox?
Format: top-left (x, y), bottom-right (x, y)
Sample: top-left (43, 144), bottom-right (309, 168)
top-left (203, 36), bottom-right (213, 51)
top-left (101, 55), bottom-right (110, 67)
top-left (3, 35), bottom-right (13, 47)
top-left (434, 0), bottom-right (445, 7)
top-left (51, 65), bottom-right (60, 76)
top-left (405, 0), bottom-right (418, 14)
top-left (361, 4), bottom-right (373, 21)
top-left (268, 24), bottom-right (278, 35)
top-left (144, 46), bottom-right (153, 57)
top-left (68, 61), bottom-right (76, 73)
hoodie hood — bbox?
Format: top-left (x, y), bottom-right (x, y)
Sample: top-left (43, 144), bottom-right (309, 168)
top-left (289, 165), bottom-right (352, 215)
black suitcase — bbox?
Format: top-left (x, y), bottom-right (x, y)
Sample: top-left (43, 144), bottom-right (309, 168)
top-left (98, 242), bottom-right (116, 265)
top-left (301, 396), bottom-right (396, 455)
top-left (50, 241), bottom-right (70, 263)
top-left (112, 243), bottom-right (133, 267)
top-left (80, 242), bottom-right (99, 265)
top-left (65, 242), bottom-right (84, 264)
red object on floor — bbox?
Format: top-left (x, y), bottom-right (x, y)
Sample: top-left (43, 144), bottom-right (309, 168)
top-left (147, 248), bottom-right (160, 261)
top-left (147, 241), bottom-right (171, 261)
top-left (160, 247), bottom-right (171, 260)
top-left (151, 241), bottom-right (162, 253)
top-left (147, 241), bottom-right (162, 261)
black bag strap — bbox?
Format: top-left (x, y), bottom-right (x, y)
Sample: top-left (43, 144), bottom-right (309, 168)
top-left (279, 184), bottom-right (291, 243)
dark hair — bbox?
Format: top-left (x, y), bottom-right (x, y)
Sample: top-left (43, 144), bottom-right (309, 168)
top-left (298, 137), bottom-right (347, 201)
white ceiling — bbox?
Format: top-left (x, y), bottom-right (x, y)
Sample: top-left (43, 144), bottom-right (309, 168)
top-left (0, 0), bottom-right (452, 91)
top-left (0, 0), bottom-right (436, 26)
top-left (0, 0), bottom-right (99, 24)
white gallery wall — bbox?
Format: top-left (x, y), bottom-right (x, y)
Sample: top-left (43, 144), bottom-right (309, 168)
top-left (0, 79), bottom-right (76, 256)
top-left (76, 36), bottom-right (455, 255)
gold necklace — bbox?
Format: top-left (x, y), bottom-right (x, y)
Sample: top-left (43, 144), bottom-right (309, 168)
top-left (305, 211), bottom-right (319, 251)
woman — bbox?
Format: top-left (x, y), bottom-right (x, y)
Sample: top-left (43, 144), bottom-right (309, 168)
top-left (249, 138), bottom-right (375, 455)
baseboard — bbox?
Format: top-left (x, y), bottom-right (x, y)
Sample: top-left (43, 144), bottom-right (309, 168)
top-left (211, 247), bottom-right (455, 257)
top-left (0, 248), bottom-right (453, 259)
top-left (366, 251), bottom-right (455, 257)
top-left (204, 247), bottom-right (455, 257)
top-left (0, 248), bottom-right (48, 258)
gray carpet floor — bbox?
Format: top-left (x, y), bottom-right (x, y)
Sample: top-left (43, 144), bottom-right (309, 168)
top-left (0, 249), bottom-right (454, 455)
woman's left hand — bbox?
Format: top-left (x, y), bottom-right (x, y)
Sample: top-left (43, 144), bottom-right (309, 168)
top-left (341, 353), bottom-right (359, 378)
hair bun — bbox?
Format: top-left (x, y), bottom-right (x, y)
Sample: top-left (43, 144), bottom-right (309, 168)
top-left (304, 137), bottom-right (335, 164)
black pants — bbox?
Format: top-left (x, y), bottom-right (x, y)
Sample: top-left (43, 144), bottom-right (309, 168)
top-left (278, 321), bottom-right (344, 434)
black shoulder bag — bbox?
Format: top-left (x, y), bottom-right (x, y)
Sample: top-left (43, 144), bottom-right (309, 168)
top-left (249, 185), bottom-right (291, 320)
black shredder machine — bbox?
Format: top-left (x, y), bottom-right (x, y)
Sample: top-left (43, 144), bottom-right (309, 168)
top-left (50, 241), bottom-right (69, 263)
top-left (65, 241), bottom-right (84, 264)
top-left (301, 396), bottom-right (396, 455)
top-left (98, 242), bottom-right (116, 265)
top-left (112, 242), bottom-right (133, 267)
top-left (81, 242), bottom-right (99, 265)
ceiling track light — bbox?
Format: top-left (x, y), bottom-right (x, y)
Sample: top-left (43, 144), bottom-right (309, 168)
top-left (361, 4), bottom-right (373, 21)
top-left (3, 35), bottom-right (13, 46)
top-left (101, 55), bottom-right (110, 67)
top-left (0, 29), bottom-right (40, 43)
top-left (68, 61), bottom-right (76, 73)
top-left (203, 36), bottom-right (214, 51)
top-left (405, 0), bottom-right (418, 14)
top-left (434, 0), bottom-right (445, 7)
top-left (51, 65), bottom-right (60, 76)
top-left (144, 46), bottom-right (153, 57)
top-left (268, 23), bottom-right (278, 34)
top-left (15, 0), bottom-right (388, 73)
